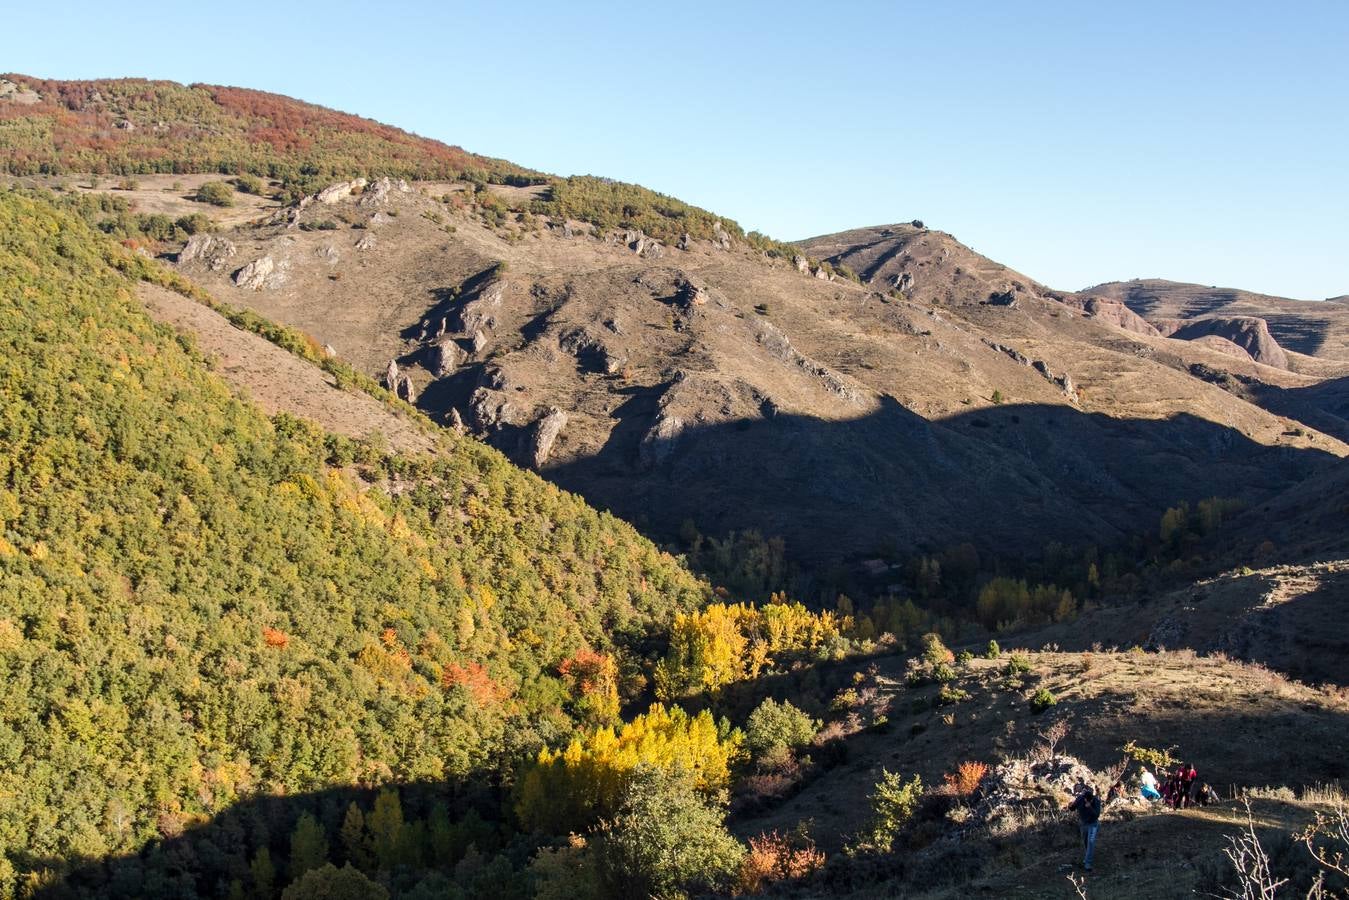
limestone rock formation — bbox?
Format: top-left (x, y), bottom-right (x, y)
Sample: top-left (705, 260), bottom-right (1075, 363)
top-left (176, 234), bottom-right (237, 272)
top-left (526, 407), bottom-right (568, 469)
top-left (316, 178), bottom-right (368, 204)
top-left (427, 338), bottom-right (464, 378)
top-left (232, 256), bottom-right (286, 291)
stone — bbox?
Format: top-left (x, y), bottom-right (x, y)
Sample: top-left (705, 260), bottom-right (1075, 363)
top-left (427, 338), bottom-right (463, 378)
top-left (793, 254), bottom-right (810, 274)
top-left (232, 256), bottom-right (283, 291)
top-left (447, 408), bottom-right (466, 434)
top-left (712, 220), bottom-right (732, 250)
top-left (894, 272), bottom-right (915, 293)
top-left (454, 280), bottom-right (505, 334)
top-left (315, 178), bottom-right (366, 204)
top-left (358, 177), bottom-right (412, 207)
top-left (395, 374), bottom-right (416, 403)
top-left (526, 407), bottom-right (568, 469)
top-left (385, 360), bottom-right (401, 391)
top-left (369, 211), bottom-right (392, 227)
top-left (322, 344), bottom-right (337, 358)
top-left (316, 245), bottom-right (340, 265)
top-left (678, 232), bottom-right (693, 251)
top-left (0, 79), bottom-right (41, 105)
top-left (354, 233), bottom-right (378, 252)
top-left (176, 234), bottom-right (237, 271)
top-left (470, 330), bottom-right (490, 354)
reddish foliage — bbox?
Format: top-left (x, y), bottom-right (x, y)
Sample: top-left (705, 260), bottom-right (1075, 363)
top-left (262, 627), bottom-right (289, 649)
top-left (442, 661), bottom-right (506, 705)
top-left (557, 649), bottom-right (615, 696)
top-left (738, 830), bottom-right (826, 894)
top-left (942, 760), bottom-right (989, 797)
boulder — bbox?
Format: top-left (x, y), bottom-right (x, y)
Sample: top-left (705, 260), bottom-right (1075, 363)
top-left (678, 233), bottom-right (693, 251)
top-left (454, 280), bottom-right (506, 334)
top-left (354, 233), bottom-right (378, 252)
top-left (232, 256), bottom-right (285, 291)
top-left (427, 338), bottom-right (464, 378)
top-left (712, 220), bottom-right (732, 250)
top-left (526, 407), bottom-right (568, 469)
top-left (176, 234), bottom-right (237, 272)
top-left (322, 344), bottom-right (337, 359)
top-left (793, 254), bottom-right (811, 274)
top-left (470, 329), bottom-right (490, 354)
top-left (359, 177), bottom-right (412, 207)
top-left (316, 245), bottom-right (340, 265)
top-left (384, 360), bottom-right (401, 391)
top-left (894, 272), bottom-right (915, 293)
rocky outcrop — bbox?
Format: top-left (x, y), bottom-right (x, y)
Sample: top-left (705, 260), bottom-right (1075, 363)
top-left (560, 327), bottom-right (626, 375)
top-left (176, 234), bottom-right (237, 271)
top-left (893, 272), bottom-right (915, 293)
top-left (455, 280), bottom-right (506, 334)
top-left (316, 245), bottom-right (340, 265)
top-left (712, 221), bottom-right (732, 251)
top-left (354, 233), bottom-right (378, 252)
top-left (383, 360), bottom-right (416, 403)
top-left (984, 340), bottom-right (1078, 399)
top-left (793, 254), bottom-right (811, 274)
top-left (639, 413), bottom-right (685, 468)
top-left (315, 178), bottom-right (368, 204)
top-left (1167, 316), bottom-right (1289, 369)
top-left (358, 177), bottom-right (412, 207)
top-left (232, 256), bottom-right (287, 291)
top-left (0, 79), bottom-right (40, 105)
top-left (754, 321), bottom-right (863, 404)
top-left (426, 338), bottom-right (463, 378)
top-left (526, 407), bottom-right (568, 469)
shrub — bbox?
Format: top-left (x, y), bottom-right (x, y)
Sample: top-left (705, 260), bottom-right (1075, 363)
top-left (956, 650), bottom-right (973, 666)
top-left (1030, 688), bottom-right (1057, 713)
top-left (937, 685), bottom-right (970, 706)
top-left (175, 212), bottom-right (213, 235)
top-left (234, 174), bottom-right (265, 195)
top-left (194, 180), bottom-right (235, 207)
top-left (921, 632), bottom-right (955, 667)
top-left (1122, 740), bottom-right (1175, 771)
top-left (737, 828), bottom-right (825, 894)
top-left (991, 390), bottom-right (1004, 405)
top-left (746, 698), bottom-right (819, 758)
top-left (986, 640), bottom-right (1001, 659)
top-left (943, 761), bottom-right (989, 798)
top-left (1006, 653), bottom-right (1033, 675)
top-left (932, 662), bottom-right (956, 683)
top-left (858, 770), bottom-right (923, 851)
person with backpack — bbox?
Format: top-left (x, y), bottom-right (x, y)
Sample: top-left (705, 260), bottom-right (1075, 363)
top-left (1066, 781), bottom-right (1103, 872)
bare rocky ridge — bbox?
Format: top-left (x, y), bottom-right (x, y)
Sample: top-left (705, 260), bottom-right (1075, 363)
top-left (155, 183), bottom-right (1347, 569)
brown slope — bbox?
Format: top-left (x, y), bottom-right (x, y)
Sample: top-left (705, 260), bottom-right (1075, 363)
top-left (1082, 278), bottom-right (1349, 366)
top-left (150, 182), bottom-right (1343, 570)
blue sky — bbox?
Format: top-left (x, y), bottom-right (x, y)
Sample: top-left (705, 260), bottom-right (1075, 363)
top-left (4, 0), bottom-right (1346, 298)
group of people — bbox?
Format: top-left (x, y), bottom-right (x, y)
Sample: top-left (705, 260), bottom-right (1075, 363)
top-left (1065, 762), bottom-right (1223, 873)
top-left (1138, 763), bottom-right (1219, 808)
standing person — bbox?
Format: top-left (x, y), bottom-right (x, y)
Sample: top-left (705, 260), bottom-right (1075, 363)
top-left (1180, 763), bottom-right (1198, 809)
top-left (1067, 783), bottom-right (1103, 872)
top-left (1139, 767), bottom-right (1161, 801)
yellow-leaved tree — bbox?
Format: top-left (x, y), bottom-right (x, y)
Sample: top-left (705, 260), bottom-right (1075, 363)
top-left (515, 703), bottom-right (741, 833)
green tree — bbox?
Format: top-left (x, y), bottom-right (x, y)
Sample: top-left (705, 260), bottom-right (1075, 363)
top-left (289, 813), bottom-right (330, 879)
top-left (745, 698), bottom-right (819, 758)
top-left (858, 770), bottom-right (924, 851)
top-left (251, 846), bottom-right (277, 898)
top-left (341, 803), bottom-right (371, 868)
top-left (368, 789), bottom-right (405, 869)
top-left (591, 767), bottom-right (744, 899)
top-left (281, 863), bottom-right (389, 900)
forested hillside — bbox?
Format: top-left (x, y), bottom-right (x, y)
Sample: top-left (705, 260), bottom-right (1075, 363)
top-left (0, 189), bottom-right (708, 891)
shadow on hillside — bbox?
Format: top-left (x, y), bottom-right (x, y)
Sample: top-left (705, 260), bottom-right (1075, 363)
top-left (1252, 373), bottom-right (1349, 444)
top-left (24, 644), bottom-right (1349, 899)
top-left (527, 394), bottom-right (1337, 567)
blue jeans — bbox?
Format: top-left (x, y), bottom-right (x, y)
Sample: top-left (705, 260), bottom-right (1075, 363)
top-left (1080, 823), bottom-right (1099, 869)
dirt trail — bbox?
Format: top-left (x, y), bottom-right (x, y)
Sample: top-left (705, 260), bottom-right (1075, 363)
top-left (137, 283), bottom-right (437, 454)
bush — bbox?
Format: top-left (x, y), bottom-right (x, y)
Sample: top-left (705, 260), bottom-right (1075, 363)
top-left (956, 650), bottom-right (973, 666)
top-left (943, 761), bottom-right (989, 797)
top-left (737, 828), bottom-right (825, 894)
top-left (858, 770), bottom-right (924, 851)
top-left (234, 174), bottom-right (265, 195)
top-left (1006, 653), bottom-right (1032, 675)
top-left (921, 632), bottom-right (955, 667)
top-left (194, 180), bottom-right (234, 206)
top-left (175, 212), bottom-right (213, 235)
top-left (985, 640), bottom-right (1001, 660)
top-left (746, 698), bottom-right (819, 758)
top-left (932, 662), bottom-right (956, 684)
top-left (937, 685), bottom-right (970, 706)
top-left (1030, 688), bottom-right (1057, 713)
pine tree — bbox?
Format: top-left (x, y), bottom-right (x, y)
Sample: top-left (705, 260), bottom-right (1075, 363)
top-left (289, 813), bottom-right (330, 879)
